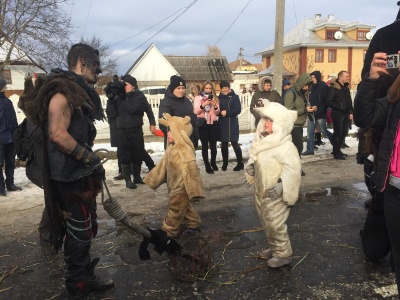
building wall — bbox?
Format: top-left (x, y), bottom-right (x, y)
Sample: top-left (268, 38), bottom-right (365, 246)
top-left (283, 49), bottom-right (301, 74)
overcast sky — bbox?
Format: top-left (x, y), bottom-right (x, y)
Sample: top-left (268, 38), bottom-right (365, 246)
top-left (64, 0), bottom-right (397, 75)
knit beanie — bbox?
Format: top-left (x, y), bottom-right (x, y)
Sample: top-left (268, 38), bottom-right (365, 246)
top-left (169, 75), bottom-right (186, 92)
top-left (220, 80), bottom-right (230, 89)
top-left (124, 75), bottom-right (137, 88)
top-left (282, 79), bottom-right (290, 87)
top-left (0, 78), bottom-right (6, 91)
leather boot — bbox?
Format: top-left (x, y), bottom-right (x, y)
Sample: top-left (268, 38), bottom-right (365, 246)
top-left (122, 164), bottom-right (137, 189)
top-left (133, 163), bottom-right (144, 184)
top-left (232, 145), bottom-right (244, 171)
top-left (221, 144), bottom-right (229, 171)
top-left (204, 161), bottom-right (214, 174)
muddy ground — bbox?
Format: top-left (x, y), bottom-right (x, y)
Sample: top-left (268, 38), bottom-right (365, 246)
top-left (0, 155), bottom-right (398, 300)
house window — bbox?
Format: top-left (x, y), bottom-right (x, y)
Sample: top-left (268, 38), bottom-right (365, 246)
top-left (2, 70), bottom-right (11, 84)
top-left (266, 56), bottom-right (271, 68)
top-left (357, 30), bottom-right (368, 41)
top-left (315, 49), bottom-right (324, 63)
top-left (328, 49), bottom-right (337, 62)
top-left (326, 29), bottom-right (336, 40)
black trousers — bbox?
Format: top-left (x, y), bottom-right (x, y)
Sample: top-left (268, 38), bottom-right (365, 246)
top-left (53, 177), bottom-right (97, 283)
top-left (384, 184), bottom-right (400, 296)
top-left (198, 122), bottom-right (218, 165)
top-left (0, 142), bottom-right (15, 188)
top-left (331, 111), bottom-right (349, 156)
top-left (291, 126), bottom-right (303, 156)
top-left (118, 127), bottom-right (144, 165)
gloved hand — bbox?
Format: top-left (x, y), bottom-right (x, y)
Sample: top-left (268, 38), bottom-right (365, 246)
top-left (245, 163), bottom-right (255, 186)
top-left (138, 228), bottom-right (181, 260)
top-left (267, 180), bottom-right (283, 200)
top-left (246, 163), bottom-right (255, 176)
top-left (71, 144), bottom-right (106, 180)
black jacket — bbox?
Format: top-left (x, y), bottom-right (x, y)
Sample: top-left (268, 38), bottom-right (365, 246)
top-left (158, 89), bottom-right (198, 142)
top-left (218, 90), bottom-right (241, 142)
top-left (326, 80), bottom-right (353, 114)
top-left (309, 71), bottom-right (330, 120)
top-left (116, 90), bottom-right (155, 130)
top-left (0, 92), bottom-right (18, 144)
top-left (354, 75), bottom-right (397, 192)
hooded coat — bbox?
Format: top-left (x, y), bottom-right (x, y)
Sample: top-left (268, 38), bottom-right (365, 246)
top-left (309, 71), bottom-right (330, 120)
top-left (284, 73), bottom-right (312, 126)
top-left (246, 99), bottom-right (301, 258)
top-left (250, 76), bottom-right (282, 126)
top-left (144, 113), bottom-right (204, 237)
top-left (326, 79), bottom-right (353, 114)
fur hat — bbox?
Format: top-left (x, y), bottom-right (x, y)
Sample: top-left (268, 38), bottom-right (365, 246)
top-left (0, 78), bottom-right (7, 91)
top-left (169, 75), bottom-right (186, 92)
top-left (220, 80), bottom-right (230, 89)
top-left (158, 113), bottom-right (193, 149)
top-left (124, 75), bottom-right (137, 87)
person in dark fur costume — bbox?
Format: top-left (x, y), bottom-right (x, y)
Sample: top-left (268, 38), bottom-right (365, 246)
top-left (19, 43), bottom-right (114, 299)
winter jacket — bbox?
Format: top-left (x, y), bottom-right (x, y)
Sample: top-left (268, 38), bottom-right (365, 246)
top-left (284, 73), bottom-right (312, 127)
top-left (354, 75), bottom-right (398, 192)
top-left (309, 71), bottom-right (330, 120)
top-left (250, 76), bottom-right (281, 126)
top-left (193, 93), bottom-right (220, 124)
top-left (218, 90), bottom-right (241, 142)
top-left (158, 89), bottom-right (198, 143)
top-left (246, 99), bottom-right (301, 206)
top-left (116, 90), bottom-right (155, 130)
top-left (105, 95), bottom-right (120, 147)
top-left (326, 79), bottom-right (353, 114)
top-left (0, 92), bottom-right (18, 144)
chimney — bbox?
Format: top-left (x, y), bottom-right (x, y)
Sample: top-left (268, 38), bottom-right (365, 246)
top-left (327, 14), bottom-right (334, 21)
top-left (315, 14), bottom-right (321, 20)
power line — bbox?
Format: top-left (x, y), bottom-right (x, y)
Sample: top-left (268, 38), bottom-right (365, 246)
top-left (212, 0), bottom-right (253, 47)
top-left (119, 0), bottom-right (198, 59)
top-left (81, 0), bottom-right (93, 37)
top-left (111, 6), bottom-right (186, 47)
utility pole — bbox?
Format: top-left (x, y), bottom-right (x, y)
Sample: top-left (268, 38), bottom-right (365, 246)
top-left (273, 0), bottom-right (285, 95)
top-left (236, 47), bottom-right (244, 71)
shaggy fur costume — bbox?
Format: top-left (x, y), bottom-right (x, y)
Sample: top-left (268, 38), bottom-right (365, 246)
top-left (246, 99), bottom-right (301, 258)
top-left (144, 113), bottom-right (205, 237)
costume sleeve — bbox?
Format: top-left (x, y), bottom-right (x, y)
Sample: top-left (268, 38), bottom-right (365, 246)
top-left (143, 155), bottom-right (167, 190)
top-left (279, 144), bottom-right (301, 206)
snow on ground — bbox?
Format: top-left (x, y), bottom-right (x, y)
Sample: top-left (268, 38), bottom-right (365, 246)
top-left (10, 126), bottom-right (360, 203)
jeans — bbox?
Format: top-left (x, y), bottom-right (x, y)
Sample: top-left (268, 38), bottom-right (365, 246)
top-left (0, 142), bottom-right (15, 188)
top-left (291, 127), bottom-right (303, 156)
top-left (198, 122), bottom-right (218, 166)
top-left (306, 118), bottom-right (333, 153)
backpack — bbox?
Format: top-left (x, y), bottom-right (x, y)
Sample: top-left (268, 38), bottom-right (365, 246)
top-left (13, 118), bottom-right (34, 161)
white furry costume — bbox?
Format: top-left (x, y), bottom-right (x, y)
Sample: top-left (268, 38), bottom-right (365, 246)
top-left (246, 99), bottom-right (301, 258)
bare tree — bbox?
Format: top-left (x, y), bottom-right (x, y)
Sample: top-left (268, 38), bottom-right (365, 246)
top-left (0, 0), bottom-right (72, 74)
top-left (206, 45), bottom-right (222, 56)
top-left (79, 36), bottom-right (119, 88)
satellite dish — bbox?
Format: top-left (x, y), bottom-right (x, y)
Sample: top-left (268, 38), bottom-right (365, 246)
top-left (366, 32), bottom-right (374, 40)
top-left (334, 31), bottom-right (343, 40)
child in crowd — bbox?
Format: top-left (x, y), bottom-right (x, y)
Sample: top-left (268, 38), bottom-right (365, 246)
top-left (144, 113), bottom-right (205, 238)
top-left (245, 99), bottom-right (301, 268)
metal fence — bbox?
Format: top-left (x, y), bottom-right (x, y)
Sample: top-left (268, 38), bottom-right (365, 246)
top-left (10, 90), bottom-right (357, 141)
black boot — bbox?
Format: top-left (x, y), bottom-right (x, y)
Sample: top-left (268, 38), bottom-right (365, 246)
top-left (315, 132), bottom-right (324, 146)
top-left (133, 163), bottom-right (145, 184)
top-left (204, 161), bottom-right (214, 174)
top-left (232, 144), bottom-right (243, 171)
top-left (211, 160), bottom-right (219, 171)
top-left (221, 144), bottom-right (229, 171)
top-left (0, 186), bottom-right (6, 196)
top-left (6, 184), bottom-right (22, 191)
top-left (122, 164), bottom-right (137, 189)
top-left (67, 258), bottom-right (114, 299)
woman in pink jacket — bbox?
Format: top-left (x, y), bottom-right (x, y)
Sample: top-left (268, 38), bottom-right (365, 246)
top-left (193, 81), bottom-right (220, 174)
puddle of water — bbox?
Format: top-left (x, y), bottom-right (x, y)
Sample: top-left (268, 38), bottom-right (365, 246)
top-left (352, 182), bottom-right (369, 193)
top-left (302, 187), bottom-right (347, 199)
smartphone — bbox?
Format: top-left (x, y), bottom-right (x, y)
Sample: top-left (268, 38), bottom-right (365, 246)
top-left (386, 54), bottom-right (399, 69)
